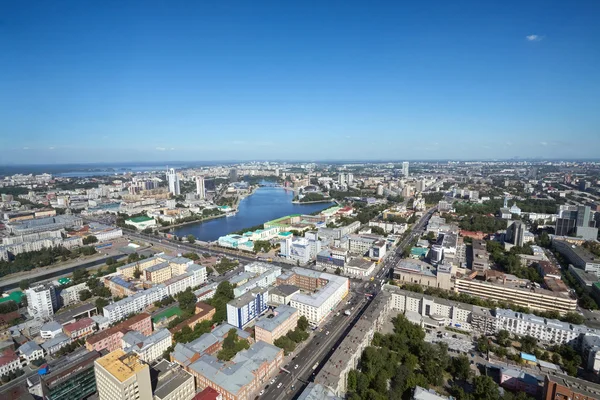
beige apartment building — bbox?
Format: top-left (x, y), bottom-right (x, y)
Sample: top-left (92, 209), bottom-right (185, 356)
top-left (94, 349), bottom-right (152, 400)
top-left (254, 305), bottom-right (298, 345)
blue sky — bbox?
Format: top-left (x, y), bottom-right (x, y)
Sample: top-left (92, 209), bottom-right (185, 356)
top-left (1, 1), bottom-right (599, 164)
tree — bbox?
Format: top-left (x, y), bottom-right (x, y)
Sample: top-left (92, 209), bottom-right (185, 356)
top-left (106, 257), bottom-right (115, 266)
top-left (215, 281), bottom-right (234, 300)
top-left (497, 329), bottom-right (510, 347)
top-left (473, 375), bottom-right (501, 400)
top-left (133, 266), bottom-right (142, 279)
top-left (95, 298), bottom-right (109, 310)
top-left (82, 235), bottom-right (98, 245)
top-left (449, 354), bottom-right (471, 381)
top-left (72, 268), bottom-right (89, 282)
top-left (127, 253), bottom-right (140, 263)
top-left (182, 252), bottom-right (200, 261)
top-left (520, 335), bottom-right (537, 354)
top-left (19, 279), bottom-right (31, 291)
top-left (297, 315), bottom-right (309, 331)
top-left (86, 277), bottom-right (100, 291)
top-left (177, 288), bottom-right (197, 314)
top-left (335, 267), bottom-right (342, 275)
top-left (274, 336), bottom-right (296, 355)
top-left (187, 234), bottom-right (196, 244)
top-left (79, 289), bottom-right (92, 301)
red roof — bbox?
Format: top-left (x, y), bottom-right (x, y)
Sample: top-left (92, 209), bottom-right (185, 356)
top-left (64, 317), bottom-right (95, 333)
top-left (192, 387), bottom-right (221, 400)
top-left (86, 313), bottom-right (150, 345)
top-left (0, 349), bottom-right (18, 367)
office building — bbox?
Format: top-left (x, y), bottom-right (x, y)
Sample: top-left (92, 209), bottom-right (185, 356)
top-left (152, 360), bottom-right (196, 400)
top-left (40, 349), bottom-right (101, 400)
top-left (506, 220), bottom-right (525, 247)
top-left (229, 169), bottom-right (238, 182)
top-left (196, 176), bottom-right (206, 199)
top-left (455, 274), bottom-right (577, 314)
top-left (282, 268), bottom-right (349, 326)
top-left (392, 259), bottom-right (452, 290)
top-left (254, 305), bottom-right (298, 345)
top-left (226, 287), bottom-right (269, 329)
top-left (94, 349), bottom-right (152, 400)
top-left (402, 161), bottom-right (409, 178)
top-left (386, 285), bottom-right (473, 331)
top-left (186, 341), bottom-right (283, 400)
top-left (26, 283), bottom-right (57, 320)
top-left (553, 237), bottom-right (600, 277)
top-left (233, 262), bottom-right (282, 298)
top-left (166, 168), bottom-right (181, 196)
top-left (555, 205), bottom-right (598, 240)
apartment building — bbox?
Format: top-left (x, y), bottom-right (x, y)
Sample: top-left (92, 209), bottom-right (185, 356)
top-left (103, 285), bottom-right (168, 323)
top-left (233, 262), bottom-right (282, 298)
top-left (471, 240), bottom-right (490, 273)
top-left (226, 287), bottom-right (269, 329)
top-left (86, 313), bottom-right (152, 352)
top-left (94, 349), bottom-right (152, 400)
top-left (58, 282), bottom-right (89, 307)
top-left (0, 350), bottom-right (21, 377)
top-left (495, 309), bottom-right (597, 344)
top-left (254, 305), bottom-right (298, 345)
top-left (26, 283), bottom-right (58, 320)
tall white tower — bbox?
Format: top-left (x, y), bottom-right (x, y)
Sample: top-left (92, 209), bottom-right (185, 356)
top-left (402, 162), bottom-right (409, 178)
top-left (196, 176), bottom-right (205, 199)
top-left (166, 168), bottom-right (180, 196)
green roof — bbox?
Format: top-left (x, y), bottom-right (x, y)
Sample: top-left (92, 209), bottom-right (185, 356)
top-left (411, 247), bottom-right (429, 257)
top-left (58, 277), bottom-right (71, 285)
top-left (152, 306), bottom-right (183, 322)
top-left (279, 231), bottom-right (293, 237)
top-left (127, 216), bottom-right (153, 223)
top-left (0, 291), bottom-right (23, 304)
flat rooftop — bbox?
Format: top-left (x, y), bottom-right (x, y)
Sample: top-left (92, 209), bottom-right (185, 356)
top-left (95, 349), bottom-right (148, 382)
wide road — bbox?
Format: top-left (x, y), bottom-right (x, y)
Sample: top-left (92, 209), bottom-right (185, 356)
top-left (260, 208), bottom-right (437, 399)
top-left (261, 293), bottom-right (371, 400)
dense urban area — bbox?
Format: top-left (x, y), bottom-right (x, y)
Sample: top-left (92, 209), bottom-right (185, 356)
top-left (1, 161), bottom-right (600, 400)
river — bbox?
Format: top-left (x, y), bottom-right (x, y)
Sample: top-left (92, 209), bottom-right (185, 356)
top-left (172, 186), bottom-right (333, 242)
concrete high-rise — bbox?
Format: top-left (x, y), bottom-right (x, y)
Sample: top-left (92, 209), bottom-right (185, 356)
top-left (26, 283), bottom-right (57, 320)
top-left (402, 162), bottom-right (409, 178)
top-left (195, 176), bottom-right (205, 199)
top-left (94, 349), bottom-right (152, 400)
top-left (555, 205), bottom-right (597, 240)
top-left (338, 173), bottom-right (346, 186)
top-left (506, 220), bottom-right (525, 247)
top-left (229, 168), bottom-right (238, 182)
top-left (166, 168), bottom-right (180, 196)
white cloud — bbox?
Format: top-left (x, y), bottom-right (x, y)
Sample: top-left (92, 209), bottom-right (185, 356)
top-left (506, 141), bottom-right (513, 146)
top-left (482, 145), bottom-right (491, 149)
top-left (231, 140), bottom-right (246, 145)
top-left (23, 147), bottom-right (29, 150)
top-left (48, 146), bottom-right (55, 150)
top-left (540, 141), bottom-right (548, 146)
top-left (170, 148), bottom-right (175, 151)
top-left (526, 34), bottom-right (543, 42)
top-left (156, 147), bottom-right (167, 151)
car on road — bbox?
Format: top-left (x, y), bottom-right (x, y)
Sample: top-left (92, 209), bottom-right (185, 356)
top-left (270, 378), bottom-right (276, 385)
top-left (259, 389), bottom-right (265, 396)
top-left (294, 364), bottom-right (299, 369)
top-left (325, 331), bottom-right (330, 336)
top-left (277, 383), bottom-right (282, 389)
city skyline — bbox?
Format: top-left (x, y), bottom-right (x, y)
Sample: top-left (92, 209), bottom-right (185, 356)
top-left (1, 1), bottom-right (599, 163)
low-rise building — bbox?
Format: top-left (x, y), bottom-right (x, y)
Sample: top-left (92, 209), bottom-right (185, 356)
top-left (40, 349), bottom-right (100, 400)
top-left (18, 341), bottom-right (44, 364)
top-left (543, 374), bottom-right (600, 400)
top-left (268, 285), bottom-right (300, 305)
top-left (63, 317), bottom-right (96, 339)
top-left (553, 238), bottom-right (600, 277)
top-left (40, 321), bottom-right (63, 339)
top-left (86, 313), bottom-right (152, 352)
top-left (254, 305), bottom-right (298, 345)
top-left (125, 215), bottom-right (157, 230)
top-left (0, 349), bottom-right (21, 377)
top-left (344, 258), bottom-right (376, 278)
top-left (392, 259), bottom-right (452, 290)
top-left (122, 328), bottom-right (172, 363)
top-left (152, 360), bottom-right (196, 400)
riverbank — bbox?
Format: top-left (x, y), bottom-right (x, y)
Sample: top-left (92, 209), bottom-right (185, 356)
top-left (291, 199), bottom-right (334, 204)
top-left (158, 212), bottom-right (228, 231)
top-left (172, 186), bottom-right (332, 242)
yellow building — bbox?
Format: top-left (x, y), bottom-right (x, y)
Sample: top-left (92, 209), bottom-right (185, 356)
top-left (94, 349), bottom-right (152, 400)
